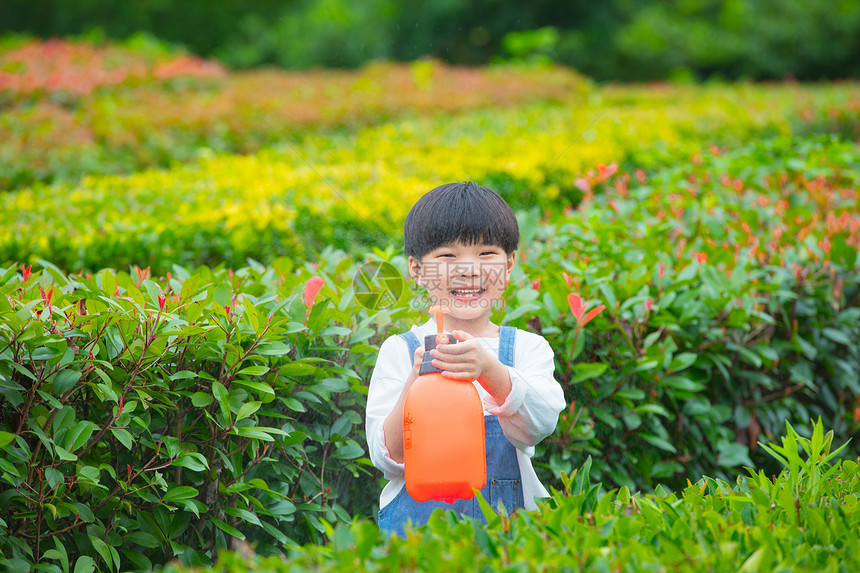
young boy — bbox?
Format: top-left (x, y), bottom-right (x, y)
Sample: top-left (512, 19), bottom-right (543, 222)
top-left (365, 181), bottom-right (566, 537)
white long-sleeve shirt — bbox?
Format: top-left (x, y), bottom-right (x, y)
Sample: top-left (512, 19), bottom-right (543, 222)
top-left (366, 318), bottom-right (566, 511)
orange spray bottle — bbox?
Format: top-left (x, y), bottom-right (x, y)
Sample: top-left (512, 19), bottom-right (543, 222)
top-left (403, 306), bottom-right (486, 503)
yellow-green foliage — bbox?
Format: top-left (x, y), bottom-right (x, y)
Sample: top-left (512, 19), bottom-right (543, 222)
top-left (2, 82), bottom-right (856, 273)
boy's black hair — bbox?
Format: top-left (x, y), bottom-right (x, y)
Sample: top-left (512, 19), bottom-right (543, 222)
top-left (404, 181), bottom-right (519, 259)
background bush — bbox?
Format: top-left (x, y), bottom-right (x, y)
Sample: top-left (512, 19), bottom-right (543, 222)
top-left (2, 70), bottom-right (856, 272)
top-left (508, 135), bottom-right (860, 489)
top-left (0, 38), bottom-right (585, 191)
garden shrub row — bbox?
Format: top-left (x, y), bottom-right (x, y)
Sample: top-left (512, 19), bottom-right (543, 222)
top-left (0, 38), bottom-right (587, 191)
top-left (0, 258), bottom-right (407, 570)
top-left (1, 135), bottom-right (857, 570)
top-left (163, 420), bottom-right (860, 572)
top-left (509, 135), bottom-right (859, 489)
top-left (2, 81), bottom-right (857, 275)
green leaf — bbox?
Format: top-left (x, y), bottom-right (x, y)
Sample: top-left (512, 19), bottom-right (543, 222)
top-left (191, 392), bottom-right (214, 407)
top-left (569, 362), bottom-right (608, 384)
top-left (256, 342), bottom-right (291, 356)
top-left (124, 532), bottom-right (160, 548)
top-left (634, 403), bottom-right (671, 417)
top-left (97, 269), bottom-right (117, 300)
top-left (0, 431), bottom-right (15, 449)
top-left (728, 343), bottom-right (762, 368)
top-left (280, 362), bottom-right (317, 376)
top-left (281, 397), bottom-right (306, 412)
top-left (173, 452), bottom-right (209, 472)
top-left (717, 441), bottom-right (753, 468)
top-left (822, 327), bottom-right (851, 346)
top-left (54, 444), bottom-right (78, 462)
top-left (110, 428), bottom-right (133, 450)
top-left (235, 401), bottom-right (261, 422)
top-left (0, 376), bottom-right (26, 392)
top-left (9, 361), bottom-right (37, 381)
top-left (662, 375), bottom-right (704, 392)
top-left (616, 388), bottom-right (645, 400)
top-left (212, 380), bottom-right (231, 424)
top-left (238, 365), bottom-right (270, 376)
top-left (170, 370), bottom-right (198, 381)
top-left (632, 359), bottom-right (659, 373)
top-left (77, 465), bottom-right (100, 482)
top-left (64, 421), bottom-right (97, 452)
top-left (163, 485), bottom-right (199, 503)
top-left (332, 441), bottom-right (364, 460)
top-left (73, 556), bottom-right (95, 573)
top-left (739, 546), bottom-right (766, 573)
top-left (668, 352), bottom-right (697, 372)
top-left (210, 517), bottom-right (245, 540)
top-left (45, 467), bottom-right (64, 490)
top-left (122, 548), bottom-right (153, 571)
top-left (179, 499), bottom-right (207, 519)
top-left (473, 489), bottom-right (502, 528)
top-left (89, 536), bottom-right (113, 572)
top-left (224, 506), bottom-right (262, 527)
top-left (52, 536), bottom-right (70, 573)
top-left (233, 426), bottom-right (285, 441)
top-left (53, 370), bottom-right (82, 394)
top-left (640, 433), bottom-right (677, 453)
top-left (52, 406), bottom-right (76, 434)
top-left (232, 379), bottom-right (275, 401)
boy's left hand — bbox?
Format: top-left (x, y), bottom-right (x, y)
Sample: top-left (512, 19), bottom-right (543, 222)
top-left (430, 330), bottom-right (494, 381)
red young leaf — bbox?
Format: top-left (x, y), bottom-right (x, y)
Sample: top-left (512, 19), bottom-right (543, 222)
top-left (304, 276), bottom-right (325, 310)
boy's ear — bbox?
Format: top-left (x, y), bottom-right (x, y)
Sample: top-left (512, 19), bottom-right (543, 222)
top-left (506, 251), bottom-right (516, 277)
top-left (408, 256), bottom-right (423, 283)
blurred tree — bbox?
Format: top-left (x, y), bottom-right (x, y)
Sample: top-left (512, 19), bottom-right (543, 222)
top-left (609, 0), bottom-right (860, 80)
top-left (215, 0), bottom-right (397, 69)
top-left (0, 0), bottom-right (286, 55)
top-left (1, 0), bottom-right (858, 80)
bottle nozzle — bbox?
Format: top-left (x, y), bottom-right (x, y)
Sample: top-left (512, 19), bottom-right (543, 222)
top-left (428, 304), bottom-right (448, 334)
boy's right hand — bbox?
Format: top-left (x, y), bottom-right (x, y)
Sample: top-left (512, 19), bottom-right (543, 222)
top-left (383, 344), bottom-right (425, 463)
top-left (405, 346), bottom-right (425, 386)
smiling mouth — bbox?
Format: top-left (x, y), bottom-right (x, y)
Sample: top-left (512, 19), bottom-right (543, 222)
top-left (451, 288), bottom-right (485, 298)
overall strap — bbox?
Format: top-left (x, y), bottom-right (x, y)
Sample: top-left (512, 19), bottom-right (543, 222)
top-left (398, 331), bottom-right (422, 364)
top-left (498, 326), bottom-right (516, 367)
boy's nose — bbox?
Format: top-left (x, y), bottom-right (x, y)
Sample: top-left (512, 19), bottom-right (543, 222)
top-left (453, 262), bottom-right (478, 276)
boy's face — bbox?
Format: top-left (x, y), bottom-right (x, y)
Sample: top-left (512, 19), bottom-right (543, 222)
top-left (408, 241), bottom-right (515, 325)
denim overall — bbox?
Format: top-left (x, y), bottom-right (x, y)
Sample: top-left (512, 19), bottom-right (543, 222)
top-left (378, 326), bottom-right (524, 537)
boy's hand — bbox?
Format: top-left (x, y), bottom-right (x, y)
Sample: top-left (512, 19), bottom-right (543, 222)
top-left (430, 330), bottom-right (493, 381)
top-left (406, 346), bottom-right (424, 386)
top-left (431, 329), bottom-right (513, 404)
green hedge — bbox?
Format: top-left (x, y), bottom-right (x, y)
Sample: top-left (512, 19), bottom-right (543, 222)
top-left (508, 135), bottom-right (860, 489)
top-left (164, 420), bottom-right (860, 572)
top-left (0, 258), bottom-right (416, 569)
